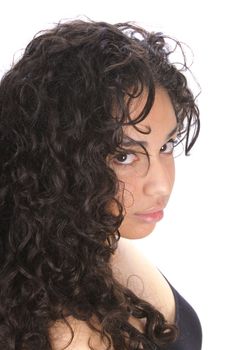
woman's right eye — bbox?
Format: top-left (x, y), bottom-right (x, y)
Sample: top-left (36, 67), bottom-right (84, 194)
top-left (112, 152), bottom-right (138, 165)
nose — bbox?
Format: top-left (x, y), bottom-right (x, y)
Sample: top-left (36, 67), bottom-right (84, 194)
top-left (143, 155), bottom-right (174, 201)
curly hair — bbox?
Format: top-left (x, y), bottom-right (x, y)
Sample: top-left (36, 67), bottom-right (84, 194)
top-left (0, 19), bottom-right (200, 350)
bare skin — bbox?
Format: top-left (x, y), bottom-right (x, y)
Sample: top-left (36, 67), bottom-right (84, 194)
top-left (50, 239), bottom-right (176, 350)
top-left (110, 88), bottom-right (177, 239)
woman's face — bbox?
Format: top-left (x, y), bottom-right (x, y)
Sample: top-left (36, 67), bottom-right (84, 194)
top-left (110, 88), bottom-right (177, 239)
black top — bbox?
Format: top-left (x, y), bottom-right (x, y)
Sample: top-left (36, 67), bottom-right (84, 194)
top-left (166, 283), bottom-right (202, 350)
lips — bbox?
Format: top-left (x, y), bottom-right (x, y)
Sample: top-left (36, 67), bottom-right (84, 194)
top-left (134, 209), bottom-right (164, 223)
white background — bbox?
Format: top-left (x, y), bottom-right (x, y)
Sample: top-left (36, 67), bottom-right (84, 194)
top-left (0, 1), bottom-right (231, 349)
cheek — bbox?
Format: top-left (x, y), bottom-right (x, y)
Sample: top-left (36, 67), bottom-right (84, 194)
top-left (159, 156), bottom-right (175, 195)
top-left (171, 158), bottom-right (176, 185)
top-left (166, 157), bottom-right (175, 190)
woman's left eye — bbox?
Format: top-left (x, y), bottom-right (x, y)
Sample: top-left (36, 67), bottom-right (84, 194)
top-left (160, 139), bottom-right (177, 154)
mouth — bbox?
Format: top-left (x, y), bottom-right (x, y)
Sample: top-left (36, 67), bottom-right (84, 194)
top-left (134, 209), bottom-right (164, 223)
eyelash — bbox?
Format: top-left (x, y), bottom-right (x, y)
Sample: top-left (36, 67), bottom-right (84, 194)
top-left (112, 138), bottom-right (178, 166)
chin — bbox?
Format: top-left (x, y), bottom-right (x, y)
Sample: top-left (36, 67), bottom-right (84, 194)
top-left (119, 222), bottom-right (157, 240)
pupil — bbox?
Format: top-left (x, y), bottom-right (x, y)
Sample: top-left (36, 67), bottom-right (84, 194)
top-left (118, 153), bottom-right (127, 161)
top-left (161, 144), bottom-right (167, 151)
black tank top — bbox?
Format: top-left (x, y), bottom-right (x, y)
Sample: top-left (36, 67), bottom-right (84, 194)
top-left (166, 283), bottom-right (202, 350)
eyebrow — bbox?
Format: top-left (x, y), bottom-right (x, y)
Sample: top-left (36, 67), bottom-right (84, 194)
top-left (121, 125), bottom-right (179, 147)
top-left (167, 124), bottom-right (179, 139)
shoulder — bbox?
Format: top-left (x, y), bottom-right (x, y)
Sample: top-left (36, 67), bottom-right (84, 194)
top-left (49, 317), bottom-right (108, 350)
top-left (111, 238), bottom-right (176, 323)
top-left (49, 238), bottom-right (176, 349)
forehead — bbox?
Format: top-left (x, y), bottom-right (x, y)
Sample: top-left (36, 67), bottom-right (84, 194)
top-left (124, 88), bottom-right (177, 140)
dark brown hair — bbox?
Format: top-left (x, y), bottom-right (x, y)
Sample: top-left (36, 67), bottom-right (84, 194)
top-left (0, 19), bottom-right (200, 349)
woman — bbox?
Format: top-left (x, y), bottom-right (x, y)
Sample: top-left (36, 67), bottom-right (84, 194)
top-left (0, 19), bottom-right (202, 349)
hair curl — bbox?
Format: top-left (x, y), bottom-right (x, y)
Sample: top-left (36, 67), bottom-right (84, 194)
top-left (0, 19), bottom-right (200, 349)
